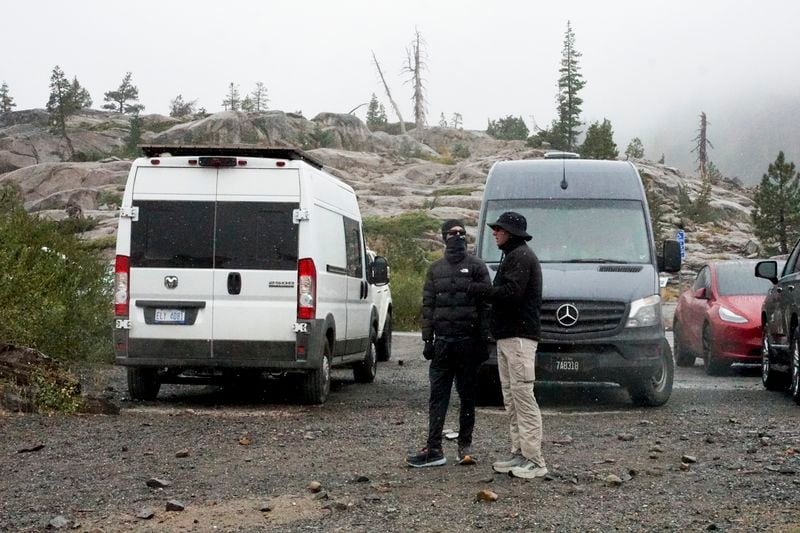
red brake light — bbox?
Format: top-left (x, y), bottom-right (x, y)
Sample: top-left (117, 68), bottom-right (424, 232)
top-left (276, 161), bottom-right (286, 167)
top-left (114, 255), bottom-right (130, 316)
top-left (150, 159), bottom-right (160, 165)
top-left (237, 160), bottom-right (247, 166)
top-left (297, 258), bottom-right (316, 320)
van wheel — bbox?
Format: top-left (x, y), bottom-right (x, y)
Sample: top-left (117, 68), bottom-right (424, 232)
top-left (299, 340), bottom-right (331, 404)
top-left (354, 328), bottom-right (378, 383)
top-left (376, 314), bottom-right (392, 362)
top-left (628, 339), bottom-right (674, 407)
top-left (762, 327), bottom-right (788, 391)
top-left (127, 368), bottom-right (160, 401)
top-left (702, 324), bottom-right (729, 376)
top-left (672, 319), bottom-right (695, 367)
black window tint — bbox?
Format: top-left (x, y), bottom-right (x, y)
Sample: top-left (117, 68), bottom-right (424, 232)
top-left (343, 217), bottom-right (363, 278)
top-left (215, 202), bottom-right (298, 270)
top-left (131, 201), bottom-right (214, 268)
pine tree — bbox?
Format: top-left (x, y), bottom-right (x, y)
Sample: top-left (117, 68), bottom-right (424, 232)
top-left (581, 119), bottom-right (618, 160)
top-left (553, 21), bottom-right (585, 151)
top-left (752, 151), bottom-right (800, 254)
top-left (70, 77), bottom-right (92, 109)
top-left (250, 82), bottom-right (268, 111)
top-left (241, 95), bottom-right (255, 112)
top-left (625, 137), bottom-right (644, 160)
top-left (658, 153), bottom-right (665, 164)
top-left (450, 112), bottom-right (462, 129)
top-left (222, 83), bottom-right (241, 111)
top-left (124, 112), bottom-right (142, 158)
top-left (366, 93), bottom-right (381, 128)
top-left (46, 65), bottom-right (79, 159)
top-left (103, 72), bottom-right (143, 114)
top-left (692, 112), bottom-right (713, 178)
top-left (486, 115), bottom-right (529, 140)
top-left (0, 81), bottom-right (16, 113)
top-left (402, 28), bottom-right (427, 136)
top-left (169, 94), bottom-right (196, 118)
top-left (438, 113), bottom-right (448, 128)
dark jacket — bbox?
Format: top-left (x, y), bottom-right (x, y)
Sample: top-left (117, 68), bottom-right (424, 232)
top-left (484, 238), bottom-right (542, 341)
top-left (421, 252), bottom-right (491, 343)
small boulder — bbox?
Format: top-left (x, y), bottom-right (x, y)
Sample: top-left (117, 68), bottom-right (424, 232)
top-left (476, 489), bottom-right (498, 502)
top-left (308, 481), bottom-right (322, 493)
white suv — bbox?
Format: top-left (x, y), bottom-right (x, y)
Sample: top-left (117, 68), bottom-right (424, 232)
top-left (367, 250), bottom-right (392, 361)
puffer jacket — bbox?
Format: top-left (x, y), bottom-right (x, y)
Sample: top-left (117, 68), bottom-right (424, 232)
top-left (421, 253), bottom-right (491, 342)
top-left (486, 238), bottom-right (542, 341)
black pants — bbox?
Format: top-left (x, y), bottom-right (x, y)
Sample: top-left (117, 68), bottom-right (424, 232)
top-left (426, 339), bottom-right (481, 451)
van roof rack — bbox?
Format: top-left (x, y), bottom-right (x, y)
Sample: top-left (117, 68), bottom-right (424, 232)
top-left (139, 144), bottom-right (324, 170)
top-left (543, 151), bottom-right (581, 159)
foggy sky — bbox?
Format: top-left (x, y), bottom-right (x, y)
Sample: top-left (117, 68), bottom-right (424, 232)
top-left (3, 0), bottom-right (799, 182)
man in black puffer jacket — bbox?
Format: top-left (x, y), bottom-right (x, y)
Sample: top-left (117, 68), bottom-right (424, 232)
top-left (406, 219), bottom-right (491, 468)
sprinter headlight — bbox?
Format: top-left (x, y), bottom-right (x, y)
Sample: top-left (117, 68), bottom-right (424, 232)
top-left (625, 295), bottom-right (661, 328)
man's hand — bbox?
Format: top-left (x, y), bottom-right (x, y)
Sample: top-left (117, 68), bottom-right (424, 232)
top-left (423, 340), bottom-right (435, 360)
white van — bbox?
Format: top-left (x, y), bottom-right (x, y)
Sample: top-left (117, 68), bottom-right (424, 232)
top-left (113, 145), bottom-right (389, 404)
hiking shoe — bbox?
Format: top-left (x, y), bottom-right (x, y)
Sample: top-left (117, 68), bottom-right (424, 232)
top-left (457, 445), bottom-right (477, 466)
top-left (509, 460), bottom-right (548, 479)
top-left (492, 454), bottom-right (526, 474)
top-left (406, 447), bottom-right (446, 468)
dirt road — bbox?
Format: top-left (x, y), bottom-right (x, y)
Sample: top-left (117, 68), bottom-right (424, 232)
top-left (2, 334), bottom-right (799, 532)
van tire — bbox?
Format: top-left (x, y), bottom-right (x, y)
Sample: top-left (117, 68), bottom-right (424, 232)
top-left (376, 314), bottom-right (392, 362)
top-left (300, 340), bottom-right (332, 405)
top-left (672, 319), bottom-right (695, 367)
top-left (127, 368), bottom-right (160, 401)
top-left (353, 328), bottom-right (378, 383)
top-left (628, 339), bottom-right (674, 407)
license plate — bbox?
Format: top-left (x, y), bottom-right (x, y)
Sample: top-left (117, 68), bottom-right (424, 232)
top-left (154, 309), bottom-right (186, 324)
top-left (554, 358), bottom-right (580, 372)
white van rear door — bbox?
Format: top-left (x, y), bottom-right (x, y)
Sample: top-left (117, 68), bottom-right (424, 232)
top-left (212, 168), bottom-right (301, 345)
top-left (128, 166), bottom-right (217, 345)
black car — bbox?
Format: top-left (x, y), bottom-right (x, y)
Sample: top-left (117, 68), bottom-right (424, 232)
top-left (756, 249), bottom-right (800, 401)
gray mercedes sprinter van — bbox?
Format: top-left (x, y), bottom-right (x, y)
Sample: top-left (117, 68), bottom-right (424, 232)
top-left (476, 157), bottom-right (681, 406)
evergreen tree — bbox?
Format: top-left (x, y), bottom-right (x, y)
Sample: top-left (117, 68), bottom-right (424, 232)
top-left (69, 77), bottom-right (92, 109)
top-left (706, 161), bottom-right (723, 184)
top-left (581, 118), bottom-right (618, 160)
top-left (366, 93), bottom-right (381, 128)
top-left (241, 95), bottom-right (255, 112)
top-left (0, 81), bottom-right (16, 113)
top-left (124, 112), bottom-right (142, 158)
top-left (450, 112), bottom-right (463, 129)
top-left (46, 65), bottom-right (79, 159)
top-left (752, 151), bottom-right (800, 254)
top-left (103, 72), bottom-right (143, 114)
top-left (553, 21), bottom-right (585, 150)
top-left (222, 82), bottom-right (241, 111)
top-left (169, 94), bottom-right (196, 118)
top-left (658, 153), bottom-right (665, 164)
top-left (486, 115), bottom-right (529, 140)
top-left (438, 113), bottom-right (448, 128)
top-left (625, 137), bottom-right (645, 159)
top-left (251, 82), bottom-right (269, 111)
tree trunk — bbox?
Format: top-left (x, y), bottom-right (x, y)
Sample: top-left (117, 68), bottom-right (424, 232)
top-left (371, 51), bottom-right (406, 135)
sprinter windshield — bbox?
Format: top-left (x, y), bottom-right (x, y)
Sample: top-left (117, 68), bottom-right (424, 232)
top-left (480, 199), bottom-right (651, 264)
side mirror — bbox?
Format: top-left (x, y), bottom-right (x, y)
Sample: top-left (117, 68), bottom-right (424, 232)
top-left (693, 287), bottom-right (707, 299)
top-left (659, 239), bottom-right (681, 273)
top-left (370, 256), bottom-right (390, 285)
top-left (755, 260), bottom-right (778, 284)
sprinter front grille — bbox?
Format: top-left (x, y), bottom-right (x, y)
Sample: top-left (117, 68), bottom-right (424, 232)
top-left (541, 300), bottom-right (627, 335)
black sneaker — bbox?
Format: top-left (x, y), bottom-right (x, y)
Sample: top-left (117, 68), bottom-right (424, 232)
top-left (457, 445), bottom-right (477, 466)
top-left (406, 447), bottom-right (446, 468)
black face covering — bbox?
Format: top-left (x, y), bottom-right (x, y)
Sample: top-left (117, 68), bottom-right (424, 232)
top-left (445, 235), bottom-right (467, 263)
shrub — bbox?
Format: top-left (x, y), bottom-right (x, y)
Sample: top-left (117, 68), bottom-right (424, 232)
top-left (56, 215), bottom-right (98, 234)
top-left (486, 115), bottom-right (529, 140)
top-left (71, 150), bottom-right (106, 162)
top-left (0, 188), bottom-right (112, 363)
top-left (96, 190), bottom-right (122, 208)
top-left (452, 143), bottom-right (470, 159)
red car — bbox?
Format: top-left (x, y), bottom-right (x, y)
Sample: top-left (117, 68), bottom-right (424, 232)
top-left (672, 260), bottom-right (774, 375)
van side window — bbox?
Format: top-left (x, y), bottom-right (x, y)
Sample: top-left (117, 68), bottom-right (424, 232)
top-left (131, 201), bottom-right (214, 268)
top-left (786, 239), bottom-right (800, 276)
top-left (343, 217), bottom-right (363, 278)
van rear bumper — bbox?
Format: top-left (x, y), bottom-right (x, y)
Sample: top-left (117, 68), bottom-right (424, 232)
top-left (480, 327), bottom-right (665, 385)
top-left (114, 318), bottom-right (326, 371)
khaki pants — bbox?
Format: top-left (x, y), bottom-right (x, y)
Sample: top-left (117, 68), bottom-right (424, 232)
top-left (496, 337), bottom-right (545, 467)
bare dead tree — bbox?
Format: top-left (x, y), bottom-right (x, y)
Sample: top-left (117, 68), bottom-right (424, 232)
top-left (371, 50), bottom-right (406, 135)
top-left (691, 111), bottom-right (714, 178)
top-left (402, 29), bottom-right (427, 137)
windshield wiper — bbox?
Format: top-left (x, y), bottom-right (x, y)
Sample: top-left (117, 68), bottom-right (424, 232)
top-left (562, 258), bottom-right (630, 264)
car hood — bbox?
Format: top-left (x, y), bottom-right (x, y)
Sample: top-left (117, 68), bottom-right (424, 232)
top-left (537, 263), bottom-right (657, 301)
top-left (717, 295), bottom-right (764, 321)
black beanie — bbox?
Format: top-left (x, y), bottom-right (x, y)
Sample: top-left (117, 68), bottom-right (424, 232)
top-left (441, 219), bottom-right (465, 241)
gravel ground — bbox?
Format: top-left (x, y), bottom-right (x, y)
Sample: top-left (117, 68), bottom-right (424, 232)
top-left (2, 331), bottom-right (800, 532)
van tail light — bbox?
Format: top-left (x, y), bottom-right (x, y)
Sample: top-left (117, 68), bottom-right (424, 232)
top-left (114, 255), bottom-right (130, 316)
top-left (297, 258), bottom-right (316, 320)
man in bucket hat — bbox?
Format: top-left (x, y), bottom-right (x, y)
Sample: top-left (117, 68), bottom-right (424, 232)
top-left (469, 211), bottom-right (548, 479)
top-left (407, 219), bottom-right (492, 468)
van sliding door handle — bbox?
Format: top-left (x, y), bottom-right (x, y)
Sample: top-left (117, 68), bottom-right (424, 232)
top-left (227, 272), bottom-right (242, 295)
top-left (789, 285), bottom-right (795, 291)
